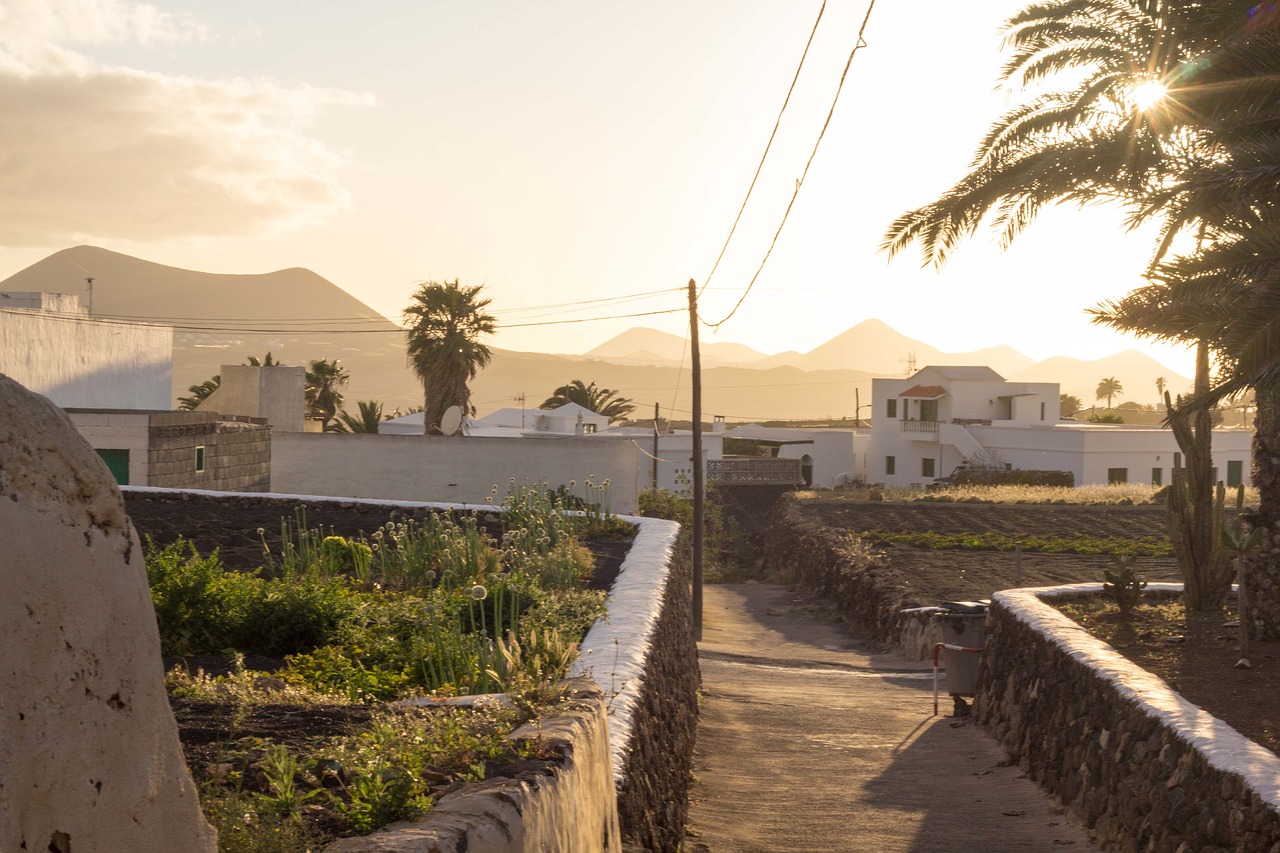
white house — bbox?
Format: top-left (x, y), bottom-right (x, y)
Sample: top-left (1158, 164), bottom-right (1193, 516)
top-left (868, 366), bottom-right (1252, 488)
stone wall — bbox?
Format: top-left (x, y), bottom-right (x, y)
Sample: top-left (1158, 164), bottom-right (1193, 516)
top-left (326, 679), bottom-right (620, 853)
top-left (975, 585), bottom-right (1280, 852)
top-left (756, 500), bottom-right (920, 645)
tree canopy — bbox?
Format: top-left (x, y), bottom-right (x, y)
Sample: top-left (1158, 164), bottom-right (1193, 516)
top-left (540, 380), bottom-right (636, 423)
top-left (403, 281), bottom-right (496, 435)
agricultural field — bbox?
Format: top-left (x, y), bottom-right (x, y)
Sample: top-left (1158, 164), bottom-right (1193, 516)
top-left (125, 488), bottom-right (633, 851)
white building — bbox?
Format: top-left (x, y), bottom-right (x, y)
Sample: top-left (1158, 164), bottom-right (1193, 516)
top-left (868, 366), bottom-right (1252, 488)
top-left (0, 292), bottom-right (171, 409)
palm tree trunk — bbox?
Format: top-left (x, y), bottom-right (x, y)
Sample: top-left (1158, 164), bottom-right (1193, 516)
top-left (1240, 381), bottom-right (1280, 640)
top-left (1168, 340), bottom-right (1232, 611)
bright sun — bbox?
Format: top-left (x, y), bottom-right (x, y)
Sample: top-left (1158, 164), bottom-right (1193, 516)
top-left (1131, 80), bottom-right (1168, 112)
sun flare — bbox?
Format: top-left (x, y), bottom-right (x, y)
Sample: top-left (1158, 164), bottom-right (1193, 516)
top-left (1130, 79), bottom-right (1168, 112)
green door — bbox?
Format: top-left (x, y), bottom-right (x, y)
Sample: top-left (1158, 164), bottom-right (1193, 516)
top-left (97, 449), bottom-right (130, 485)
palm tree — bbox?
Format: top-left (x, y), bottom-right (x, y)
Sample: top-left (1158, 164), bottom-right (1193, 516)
top-left (1090, 21), bottom-right (1280, 632)
top-left (403, 280), bottom-right (496, 435)
top-left (247, 353), bottom-right (283, 367)
top-left (177, 376), bottom-right (220, 411)
top-left (880, 0), bottom-right (1256, 618)
top-left (540, 380), bottom-right (636, 423)
top-left (1155, 376), bottom-right (1167, 401)
top-left (331, 400), bottom-right (384, 434)
top-left (1095, 377), bottom-right (1124, 409)
top-left (1060, 393), bottom-right (1083, 417)
top-left (305, 358), bottom-right (349, 431)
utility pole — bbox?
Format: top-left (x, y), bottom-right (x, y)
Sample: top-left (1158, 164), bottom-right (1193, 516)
top-left (688, 279), bottom-right (704, 641)
top-left (85, 277), bottom-right (94, 314)
top-left (652, 402), bottom-right (660, 489)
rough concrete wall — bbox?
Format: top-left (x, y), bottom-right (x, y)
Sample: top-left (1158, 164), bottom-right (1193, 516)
top-left (147, 420), bottom-right (270, 492)
top-left (325, 679), bottom-right (620, 853)
top-left (976, 587), bottom-right (1280, 851)
top-left (0, 373), bottom-right (215, 851)
top-left (271, 432), bottom-right (643, 514)
top-left (0, 309), bottom-right (172, 409)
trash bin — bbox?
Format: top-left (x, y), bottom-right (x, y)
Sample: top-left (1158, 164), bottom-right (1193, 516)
top-left (935, 600), bottom-right (988, 716)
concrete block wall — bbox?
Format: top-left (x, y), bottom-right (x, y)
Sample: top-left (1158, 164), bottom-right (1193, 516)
top-left (147, 420), bottom-right (270, 492)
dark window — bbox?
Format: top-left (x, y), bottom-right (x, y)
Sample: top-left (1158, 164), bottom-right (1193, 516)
top-left (195, 445), bottom-right (206, 473)
top-left (1040, 402), bottom-right (1046, 420)
top-left (1151, 468), bottom-right (1162, 486)
top-left (1228, 460), bottom-right (1244, 488)
top-left (920, 399), bottom-right (937, 422)
top-left (886, 399), bottom-right (897, 419)
top-left (1108, 467), bottom-right (1128, 484)
top-left (886, 456), bottom-right (896, 476)
top-left (922, 458), bottom-right (935, 477)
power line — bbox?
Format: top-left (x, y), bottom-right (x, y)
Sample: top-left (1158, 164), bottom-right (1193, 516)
top-left (703, 0), bottom-right (878, 330)
top-left (698, 0), bottom-right (828, 300)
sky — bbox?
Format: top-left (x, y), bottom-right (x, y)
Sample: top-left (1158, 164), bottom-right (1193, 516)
top-left (0, 0), bottom-right (1198, 377)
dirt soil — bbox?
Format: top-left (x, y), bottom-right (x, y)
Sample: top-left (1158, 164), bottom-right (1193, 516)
top-left (797, 498), bottom-right (1279, 755)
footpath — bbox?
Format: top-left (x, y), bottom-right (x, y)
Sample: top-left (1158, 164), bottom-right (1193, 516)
top-left (686, 583), bottom-right (1099, 853)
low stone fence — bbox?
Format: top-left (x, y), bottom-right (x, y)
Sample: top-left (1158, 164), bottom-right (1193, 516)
top-left (756, 500), bottom-right (923, 646)
top-left (758, 501), bottom-right (1280, 850)
top-left (123, 488), bottom-right (697, 852)
top-left (976, 584), bottom-right (1280, 852)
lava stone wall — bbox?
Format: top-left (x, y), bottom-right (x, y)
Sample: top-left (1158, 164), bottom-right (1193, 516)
top-left (976, 591), bottom-right (1280, 851)
top-left (757, 500), bottom-right (919, 644)
top-left (614, 550), bottom-right (698, 852)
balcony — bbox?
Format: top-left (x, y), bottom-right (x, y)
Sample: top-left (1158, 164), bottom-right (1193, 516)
top-left (899, 419), bottom-right (939, 438)
top-left (707, 458), bottom-right (803, 485)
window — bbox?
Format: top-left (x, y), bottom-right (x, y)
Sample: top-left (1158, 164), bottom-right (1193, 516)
top-left (1228, 460), bottom-right (1244, 488)
top-left (886, 399), bottom-right (897, 419)
top-left (1108, 467), bottom-right (1128, 484)
top-left (194, 445), bottom-right (206, 473)
top-left (885, 456), bottom-right (896, 476)
top-left (1151, 468), bottom-right (1162, 486)
top-left (922, 458), bottom-right (936, 478)
top-left (582, 423), bottom-right (597, 434)
top-left (1040, 402), bottom-right (1046, 421)
top-left (1173, 452), bottom-right (1182, 469)
top-left (919, 400), bottom-right (937, 422)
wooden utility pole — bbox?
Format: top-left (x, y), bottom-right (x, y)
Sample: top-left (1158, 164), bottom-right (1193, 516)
top-left (652, 402), bottom-right (660, 489)
top-left (688, 279), bottom-right (704, 641)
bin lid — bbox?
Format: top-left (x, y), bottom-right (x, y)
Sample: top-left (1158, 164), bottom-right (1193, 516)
top-left (939, 600), bottom-right (989, 614)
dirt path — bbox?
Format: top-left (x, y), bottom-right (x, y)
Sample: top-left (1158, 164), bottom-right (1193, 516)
top-left (687, 583), bottom-right (1097, 853)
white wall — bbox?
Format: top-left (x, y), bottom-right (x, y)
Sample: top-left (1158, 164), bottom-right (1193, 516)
top-left (202, 365), bottom-right (306, 432)
top-left (271, 433), bottom-right (644, 513)
top-left (0, 309), bottom-right (172, 409)
top-left (67, 411), bottom-right (151, 485)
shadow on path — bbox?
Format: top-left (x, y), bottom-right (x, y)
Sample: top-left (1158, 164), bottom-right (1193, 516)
top-left (687, 583), bottom-right (1096, 853)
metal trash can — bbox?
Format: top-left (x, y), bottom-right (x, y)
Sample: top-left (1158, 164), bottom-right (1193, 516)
top-left (935, 600), bottom-right (988, 716)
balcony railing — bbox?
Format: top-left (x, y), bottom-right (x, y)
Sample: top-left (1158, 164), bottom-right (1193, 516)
top-left (707, 458), bottom-right (803, 485)
top-left (900, 419), bottom-right (939, 434)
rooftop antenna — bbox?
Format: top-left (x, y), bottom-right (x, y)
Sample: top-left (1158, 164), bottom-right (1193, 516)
top-left (901, 351), bottom-right (916, 376)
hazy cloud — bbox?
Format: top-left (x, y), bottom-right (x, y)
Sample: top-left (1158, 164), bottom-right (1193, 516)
top-left (0, 0), bottom-right (370, 247)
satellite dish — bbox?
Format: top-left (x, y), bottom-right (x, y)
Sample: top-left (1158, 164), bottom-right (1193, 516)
top-left (439, 405), bottom-right (463, 436)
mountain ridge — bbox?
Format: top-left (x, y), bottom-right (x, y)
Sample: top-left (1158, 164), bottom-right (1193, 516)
top-left (0, 246), bottom-right (1192, 418)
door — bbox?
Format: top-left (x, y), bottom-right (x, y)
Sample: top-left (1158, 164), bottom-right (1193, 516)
top-left (97, 449), bottom-right (130, 485)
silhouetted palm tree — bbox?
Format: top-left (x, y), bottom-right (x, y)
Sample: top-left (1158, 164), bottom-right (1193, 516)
top-left (1095, 377), bottom-right (1124, 409)
top-left (540, 380), bottom-right (636, 423)
top-left (305, 358), bottom-right (349, 431)
top-left (331, 400), bottom-right (383, 433)
top-left (177, 376), bottom-right (220, 411)
top-left (403, 281), bottom-right (496, 435)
